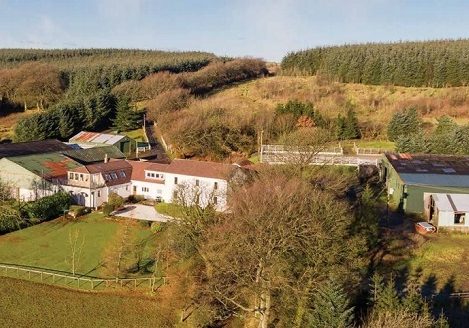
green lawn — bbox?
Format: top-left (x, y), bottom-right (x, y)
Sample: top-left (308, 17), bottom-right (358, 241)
top-left (124, 128), bottom-right (146, 142)
top-left (155, 202), bottom-right (184, 218)
top-left (0, 212), bottom-right (158, 278)
top-left (0, 277), bottom-right (176, 328)
top-left (402, 233), bottom-right (469, 291)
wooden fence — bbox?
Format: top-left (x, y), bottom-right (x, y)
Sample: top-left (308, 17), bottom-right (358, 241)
top-left (0, 263), bottom-right (166, 292)
top-left (353, 142), bottom-right (388, 155)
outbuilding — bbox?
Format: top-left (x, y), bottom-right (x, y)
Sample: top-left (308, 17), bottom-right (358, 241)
top-left (424, 193), bottom-right (469, 231)
top-left (381, 153), bottom-right (469, 213)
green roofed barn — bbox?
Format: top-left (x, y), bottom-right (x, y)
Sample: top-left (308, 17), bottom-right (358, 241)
top-left (0, 153), bottom-right (81, 201)
top-left (381, 153), bottom-right (469, 214)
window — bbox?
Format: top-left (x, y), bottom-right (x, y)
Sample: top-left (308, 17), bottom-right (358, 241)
top-left (111, 173), bottom-right (118, 180)
top-left (214, 182), bottom-right (218, 190)
top-left (119, 171), bottom-right (126, 178)
top-left (174, 177), bottom-right (178, 184)
top-left (104, 174), bottom-right (111, 180)
top-left (213, 196), bottom-right (218, 205)
top-left (97, 191), bottom-right (101, 197)
top-left (142, 187), bottom-right (149, 192)
top-left (196, 179), bottom-right (200, 187)
top-left (126, 186), bottom-right (129, 191)
top-left (69, 173), bottom-right (74, 180)
top-left (454, 213), bottom-right (465, 225)
top-left (75, 173), bottom-right (79, 180)
top-left (79, 174), bottom-right (84, 181)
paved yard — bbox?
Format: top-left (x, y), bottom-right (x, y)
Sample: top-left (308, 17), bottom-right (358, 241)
top-left (113, 204), bottom-right (170, 222)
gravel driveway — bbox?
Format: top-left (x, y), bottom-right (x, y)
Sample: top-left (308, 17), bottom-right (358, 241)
top-left (113, 204), bottom-right (170, 222)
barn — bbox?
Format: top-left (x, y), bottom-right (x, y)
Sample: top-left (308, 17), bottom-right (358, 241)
top-left (381, 153), bottom-right (469, 213)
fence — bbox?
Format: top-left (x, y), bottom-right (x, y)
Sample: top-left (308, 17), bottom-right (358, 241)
top-left (0, 263), bottom-right (166, 292)
top-left (353, 142), bottom-right (388, 155)
top-left (260, 144), bottom-right (379, 167)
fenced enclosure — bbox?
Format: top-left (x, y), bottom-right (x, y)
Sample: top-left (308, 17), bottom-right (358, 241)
top-left (260, 144), bottom-right (379, 167)
top-left (353, 142), bottom-right (388, 155)
top-left (0, 263), bottom-right (166, 292)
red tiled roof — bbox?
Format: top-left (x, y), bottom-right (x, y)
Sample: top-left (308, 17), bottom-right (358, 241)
top-left (128, 160), bottom-right (167, 184)
top-left (165, 159), bottom-right (235, 180)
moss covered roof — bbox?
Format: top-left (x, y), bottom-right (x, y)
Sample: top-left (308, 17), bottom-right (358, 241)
top-left (8, 153), bottom-right (82, 179)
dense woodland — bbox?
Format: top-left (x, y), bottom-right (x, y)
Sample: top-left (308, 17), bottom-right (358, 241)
top-left (281, 39), bottom-right (469, 87)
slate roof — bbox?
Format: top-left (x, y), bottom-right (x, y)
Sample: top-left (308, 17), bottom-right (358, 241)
top-left (69, 160), bottom-right (132, 187)
top-left (63, 145), bottom-right (125, 164)
top-left (0, 140), bottom-right (72, 159)
top-left (8, 153), bottom-right (82, 179)
top-left (69, 131), bottom-right (127, 145)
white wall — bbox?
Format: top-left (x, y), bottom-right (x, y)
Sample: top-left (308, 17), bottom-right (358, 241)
top-left (437, 210), bottom-right (469, 228)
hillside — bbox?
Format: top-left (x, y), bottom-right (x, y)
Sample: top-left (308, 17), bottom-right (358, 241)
top-left (150, 75), bottom-right (469, 159)
top-left (281, 39), bottom-right (469, 87)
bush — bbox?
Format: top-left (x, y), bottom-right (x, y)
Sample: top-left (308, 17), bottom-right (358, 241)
top-left (69, 205), bottom-right (89, 218)
top-left (108, 192), bottom-right (124, 209)
top-left (127, 195), bottom-right (145, 203)
top-left (150, 222), bottom-right (164, 233)
top-left (24, 192), bottom-right (72, 222)
top-left (387, 108), bottom-right (422, 142)
top-left (102, 202), bottom-right (114, 216)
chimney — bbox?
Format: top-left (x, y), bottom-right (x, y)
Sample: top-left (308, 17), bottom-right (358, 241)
top-left (104, 153), bottom-right (108, 164)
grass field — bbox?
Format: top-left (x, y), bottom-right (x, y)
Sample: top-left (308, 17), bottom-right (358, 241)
top-left (400, 233), bottom-right (469, 291)
top-left (0, 212), bottom-right (158, 278)
top-left (0, 277), bottom-right (176, 327)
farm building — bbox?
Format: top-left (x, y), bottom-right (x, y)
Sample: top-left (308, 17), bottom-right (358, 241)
top-left (0, 139), bottom-right (72, 159)
top-left (424, 193), bottom-right (469, 231)
top-left (63, 145), bottom-right (125, 164)
top-left (69, 131), bottom-right (136, 155)
top-left (0, 153), bottom-right (82, 201)
top-left (381, 153), bottom-right (469, 213)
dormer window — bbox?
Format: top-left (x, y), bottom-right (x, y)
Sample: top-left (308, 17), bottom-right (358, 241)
top-left (119, 171), bottom-right (126, 178)
top-left (111, 173), bottom-right (118, 180)
top-left (69, 173), bottom-right (74, 180)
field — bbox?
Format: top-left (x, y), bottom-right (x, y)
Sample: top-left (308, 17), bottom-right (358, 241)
top-left (404, 233), bottom-right (469, 292)
top-left (0, 277), bottom-right (175, 327)
top-left (0, 212), bottom-right (158, 278)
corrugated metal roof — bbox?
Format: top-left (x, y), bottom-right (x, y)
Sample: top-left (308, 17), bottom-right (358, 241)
top-left (0, 140), bottom-right (72, 158)
top-left (431, 193), bottom-right (469, 212)
top-left (69, 131), bottom-right (126, 145)
top-left (400, 174), bottom-right (469, 188)
top-left (63, 145), bottom-right (125, 164)
top-left (8, 153), bottom-right (82, 179)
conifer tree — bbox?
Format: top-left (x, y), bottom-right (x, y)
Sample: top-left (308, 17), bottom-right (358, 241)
top-left (112, 96), bottom-right (141, 132)
top-left (388, 108), bottom-right (422, 142)
top-left (306, 281), bottom-right (354, 328)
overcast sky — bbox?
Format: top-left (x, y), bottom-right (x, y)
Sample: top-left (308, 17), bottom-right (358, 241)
top-left (1, 0), bottom-right (469, 61)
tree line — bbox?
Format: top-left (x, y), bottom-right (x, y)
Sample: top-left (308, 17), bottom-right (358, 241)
top-left (388, 108), bottom-right (469, 154)
top-left (281, 39), bottom-right (469, 87)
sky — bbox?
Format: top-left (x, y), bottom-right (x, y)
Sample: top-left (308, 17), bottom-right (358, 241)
top-left (1, 0), bottom-right (469, 61)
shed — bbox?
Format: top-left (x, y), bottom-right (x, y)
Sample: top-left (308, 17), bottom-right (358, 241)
top-left (69, 131), bottom-right (135, 155)
top-left (381, 153), bottom-right (469, 213)
top-left (424, 193), bottom-right (469, 230)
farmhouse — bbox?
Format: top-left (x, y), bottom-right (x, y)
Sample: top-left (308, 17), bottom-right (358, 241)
top-left (381, 153), bottom-right (469, 213)
top-left (63, 160), bottom-right (132, 208)
top-left (69, 131), bottom-right (136, 155)
top-left (424, 193), bottom-right (469, 231)
top-left (62, 159), bottom-right (240, 211)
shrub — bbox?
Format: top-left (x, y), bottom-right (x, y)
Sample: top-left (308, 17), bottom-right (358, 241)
top-left (387, 108), bottom-right (422, 142)
top-left (102, 202), bottom-right (114, 216)
top-left (127, 195), bottom-right (145, 203)
top-left (24, 192), bottom-right (72, 222)
top-left (69, 205), bottom-right (88, 218)
top-left (150, 222), bottom-right (164, 233)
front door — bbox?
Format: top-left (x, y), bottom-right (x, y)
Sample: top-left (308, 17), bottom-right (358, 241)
top-left (133, 186), bottom-right (137, 195)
